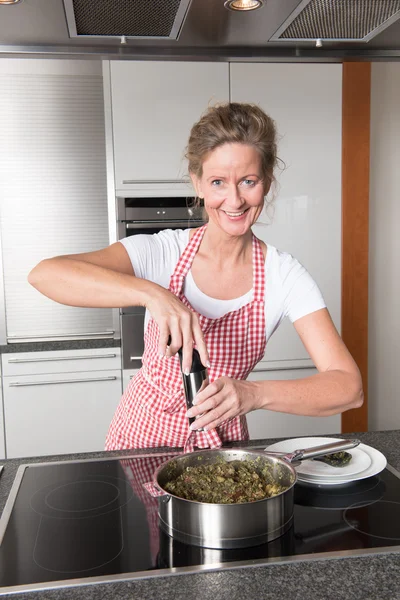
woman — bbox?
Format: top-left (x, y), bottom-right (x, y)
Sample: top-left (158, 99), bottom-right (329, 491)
top-left (28, 102), bottom-right (363, 452)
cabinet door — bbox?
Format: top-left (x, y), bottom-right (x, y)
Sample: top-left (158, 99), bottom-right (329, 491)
top-left (108, 61), bottom-right (229, 189)
top-left (122, 369), bottom-right (139, 392)
top-left (3, 370), bottom-right (122, 458)
top-left (246, 368), bottom-right (340, 440)
top-left (0, 59), bottom-right (113, 342)
top-left (230, 63), bottom-right (342, 368)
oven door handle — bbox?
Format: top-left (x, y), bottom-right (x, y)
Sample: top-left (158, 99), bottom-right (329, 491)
top-left (124, 220), bottom-right (204, 230)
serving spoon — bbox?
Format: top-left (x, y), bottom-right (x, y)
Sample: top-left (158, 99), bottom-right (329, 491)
top-left (261, 439), bottom-right (360, 466)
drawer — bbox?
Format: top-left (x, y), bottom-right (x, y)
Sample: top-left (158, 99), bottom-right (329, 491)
top-left (1, 348), bottom-right (121, 377)
top-left (3, 369), bottom-right (122, 458)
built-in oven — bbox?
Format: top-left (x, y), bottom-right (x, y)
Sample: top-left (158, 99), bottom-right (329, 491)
top-left (117, 197), bottom-right (206, 372)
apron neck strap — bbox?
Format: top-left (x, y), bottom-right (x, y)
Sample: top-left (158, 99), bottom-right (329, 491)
top-left (170, 225), bottom-right (265, 303)
top-left (170, 224), bottom-right (207, 295)
top-left (252, 234), bottom-right (265, 302)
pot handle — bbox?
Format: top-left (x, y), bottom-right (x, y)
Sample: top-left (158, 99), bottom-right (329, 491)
top-left (143, 481), bottom-right (169, 498)
top-left (279, 439), bottom-right (361, 463)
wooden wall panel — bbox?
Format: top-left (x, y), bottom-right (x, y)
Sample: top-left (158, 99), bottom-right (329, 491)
top-left (341, 62), bottom-right (371, 433)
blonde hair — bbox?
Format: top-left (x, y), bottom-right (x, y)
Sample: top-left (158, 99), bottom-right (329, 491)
top-left (185, 102), bottom-right (279, 189)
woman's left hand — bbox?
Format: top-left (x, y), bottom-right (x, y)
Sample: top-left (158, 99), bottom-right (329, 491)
top-left (186, 377), bottom-right (259, 431)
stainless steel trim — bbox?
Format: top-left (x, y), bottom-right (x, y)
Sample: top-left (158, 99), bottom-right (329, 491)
top-left (7, 331), bottom-right (115, 341)
top-left (0, 463), bottom-right (25, 545)
top-left (8, 376), bottom-right (118, 387)
top-left (103, 60), bottom-right (122, 342)
top-left (0, 458), bottom-right (399, 596)
top-left (112, 308), bottom-right (121, 341)
top-left (169, 0), bottom-right (193, 40)
top-left (62, 0), bottom-right (78, 38)
top-left (7, 354), bottom-right (117, 364)
top-left (1, 45), bottom-right (400, 62)
top-left (102, 60), bottom-right (118, 247)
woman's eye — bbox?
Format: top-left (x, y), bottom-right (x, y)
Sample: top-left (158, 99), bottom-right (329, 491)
top-left (242, 179), bottom-right (256, 187)
top-left (211, 179), bottom-right (223, 186)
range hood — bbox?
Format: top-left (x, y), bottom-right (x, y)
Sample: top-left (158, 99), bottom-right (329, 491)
top-left (63, 0), bottom-right (193, 40)
top-left (270, 0), bottom-right (400, 44)
top-left (2, 0), bottom-right (400, 61)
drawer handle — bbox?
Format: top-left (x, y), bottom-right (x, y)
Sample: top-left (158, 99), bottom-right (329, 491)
top-left (122, 179), bottom-right (186, 185)
top-left (130, 356), bottom-right (143, 361)
top-left (7, 331), bottom-right (115, 341)
top-left (251, 365), bottom-right (313, 372)
top-left (9, 376), bottom-right (118, 387)
top-left (7, 354), bottom-right (118, 364)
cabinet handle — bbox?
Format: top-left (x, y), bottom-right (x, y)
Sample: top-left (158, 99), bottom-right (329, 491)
top-left (125, 220), bottom-right (203, 229)
top-left (7, 354), bottom-right (118, 364)
top-left (130, 356), bottom-right (143, 361)
top-left (7, 331), bottom-right (115, 341)
top-left (122, 179), bottom-right (186, 185)
top-left (251, 365), bottom-right (314, 372)
top-left (9, 376), bottom-right (118, 387)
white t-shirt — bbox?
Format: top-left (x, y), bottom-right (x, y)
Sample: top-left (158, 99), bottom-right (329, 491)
top-left (119, 229), bottom-right (326, 341)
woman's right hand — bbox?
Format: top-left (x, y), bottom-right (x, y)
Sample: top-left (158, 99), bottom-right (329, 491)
top-left (145, 287), bottom-right (209, 374)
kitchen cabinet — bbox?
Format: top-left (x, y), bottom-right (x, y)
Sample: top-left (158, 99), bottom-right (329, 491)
top-left (246, 367), bottom-right (340, 439)
top-left (123, 369), bottom-right (139, 392)
top-left (1, 348), bottom-right (123, 458)
top-left (231, 63), bottom-right (342, 369)
top-left (0, 59), bottom-right (113, 342)
top-left (104, 61), bottom-right (229, 192)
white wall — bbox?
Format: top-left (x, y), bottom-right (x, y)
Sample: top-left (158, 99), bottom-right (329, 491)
top-left (369, 62), bottom-right (400, 430)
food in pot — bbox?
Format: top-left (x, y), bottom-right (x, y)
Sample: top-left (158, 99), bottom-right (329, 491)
top-left (313, 451), bottom-right (352, 467)
top-left (163, 459), bottom-right (289, 504)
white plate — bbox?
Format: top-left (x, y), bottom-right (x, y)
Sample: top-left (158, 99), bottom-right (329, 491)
top-left (264, 437), bottom-right (387, 486)
top-left (264, 437), bottom-right (371, 479)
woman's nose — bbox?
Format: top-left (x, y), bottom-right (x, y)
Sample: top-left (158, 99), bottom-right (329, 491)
top-left (226, 184), bottom-right (243, 207)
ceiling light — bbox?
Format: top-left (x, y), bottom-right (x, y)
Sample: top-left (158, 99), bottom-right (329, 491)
top-left (0, 0), bottom-right (23, 4)
top-left (224, 0), bottom-right (264, 11)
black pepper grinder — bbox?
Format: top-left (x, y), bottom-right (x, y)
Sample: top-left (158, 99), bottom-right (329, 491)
top-left (176, 346), bottom-right (209, 429)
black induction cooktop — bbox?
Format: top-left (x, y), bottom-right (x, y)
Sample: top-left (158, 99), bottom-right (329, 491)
top-left (1, 451), bottom-right (400, 595)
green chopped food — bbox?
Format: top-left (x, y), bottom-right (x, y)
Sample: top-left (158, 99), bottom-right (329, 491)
top-left (313, 451), bottom-right (352, 467)
top-left (163, 459), bottom-right (289, 504)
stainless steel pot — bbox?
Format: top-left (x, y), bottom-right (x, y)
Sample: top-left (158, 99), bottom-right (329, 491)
top-left (145, 439), bottom-right (359, 549)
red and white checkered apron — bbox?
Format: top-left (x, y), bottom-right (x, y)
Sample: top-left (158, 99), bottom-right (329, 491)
top-left (105, 224), bottom-right (266, 452)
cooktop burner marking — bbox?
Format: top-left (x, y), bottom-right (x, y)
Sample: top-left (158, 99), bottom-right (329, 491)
top-left (30, 476), bottom-right (135, 519)
top-left (32, 511), bottom-right (125, 573)
top-left (344, 500), bottom-right (400, 540)
top-left (45, 480), bottom-right (120, 513)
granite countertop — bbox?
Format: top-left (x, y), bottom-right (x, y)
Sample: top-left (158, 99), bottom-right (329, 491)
top-left (1, 431), bottom-right (400, 600)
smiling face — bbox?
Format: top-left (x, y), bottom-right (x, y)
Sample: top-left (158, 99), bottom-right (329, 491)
top-left (191, 142), bottom-right (269, 238)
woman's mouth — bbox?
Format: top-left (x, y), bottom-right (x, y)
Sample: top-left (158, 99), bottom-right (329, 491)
top-left (222, 208), bottom-right (249, 219)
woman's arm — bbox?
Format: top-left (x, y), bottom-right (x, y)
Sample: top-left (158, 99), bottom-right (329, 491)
top-left (28, 243), bottom-right (153, 308)
top-left (252, 308), bottom-right (363, 416)
top-left (28, 243), bottom-right (209, 370)
top-left (187, 308), bottom-right (363, 430)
